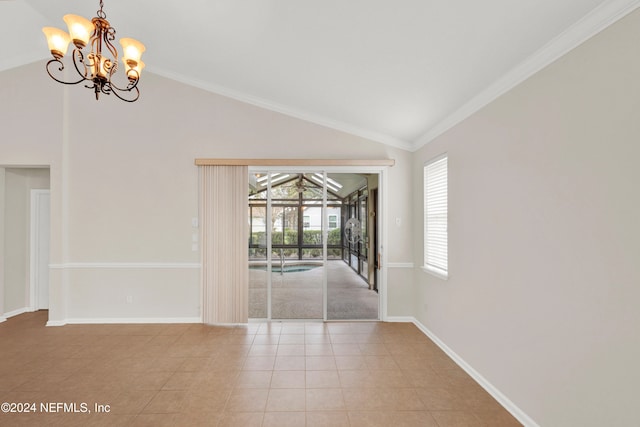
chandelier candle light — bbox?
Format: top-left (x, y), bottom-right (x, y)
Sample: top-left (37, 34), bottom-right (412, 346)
top-left (42, 0), bottom-right (145, 102)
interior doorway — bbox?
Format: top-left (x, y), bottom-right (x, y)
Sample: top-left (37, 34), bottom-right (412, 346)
top-left (0, 167), bottom-right (50, 319)
top-left (248, 170), bottom-right (380, 320)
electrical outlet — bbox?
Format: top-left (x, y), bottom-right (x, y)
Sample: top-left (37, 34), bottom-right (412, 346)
top-left (126, 295), bottom-right (133, 304)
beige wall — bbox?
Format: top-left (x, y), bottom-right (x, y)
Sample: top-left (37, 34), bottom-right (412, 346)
top-left (413, 9), bottom-right (640, 427)
top-left (0, 61), bottom-right (414, 323)
top-left (1, 168), bottom-right (50, 314)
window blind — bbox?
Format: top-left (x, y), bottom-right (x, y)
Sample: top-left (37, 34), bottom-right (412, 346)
top-left (424, 155), bottom-right (448, 277)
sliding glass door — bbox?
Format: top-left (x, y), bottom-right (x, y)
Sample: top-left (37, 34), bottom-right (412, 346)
top-left (248, 170), bottom-right (380, 321)
top-left (248, 171), bottom-right (328, 320)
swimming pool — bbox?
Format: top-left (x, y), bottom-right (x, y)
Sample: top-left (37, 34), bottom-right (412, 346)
top-left (249, 264), bottom-right (321, 273)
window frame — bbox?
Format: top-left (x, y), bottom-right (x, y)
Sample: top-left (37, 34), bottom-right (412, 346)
top-left (422, 153), bottom-right (448, 280)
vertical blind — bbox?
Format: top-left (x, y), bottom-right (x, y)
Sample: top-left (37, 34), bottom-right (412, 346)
top-left (200, 165), bottom-right (249, 323)
top-left (424, 155), bottom-right (448, 277)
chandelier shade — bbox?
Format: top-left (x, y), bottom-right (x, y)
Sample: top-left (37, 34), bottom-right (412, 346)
top-left (42, 0), bottom-right (145, 102)
top-left (42, 27), bottom-right (71, 58)
top-left (63, 14), bottom-right (94, 48)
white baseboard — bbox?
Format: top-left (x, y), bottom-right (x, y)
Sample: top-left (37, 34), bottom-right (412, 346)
top-left (3, 307), bottom-right (30, 319)
top-left (0, 316), bottom-right (6, 323)
top-left (385, 316), bottom-right (415, 322)
top-left (411, 317), bottom-right (539, 427)
top-left (46, 320), bottom-right (67, 327)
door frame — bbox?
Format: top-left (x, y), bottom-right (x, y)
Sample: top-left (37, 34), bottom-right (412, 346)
top-left (30, 189), bottom-right (50, 311)
top-left (248, 165), bottom-right (389, 321)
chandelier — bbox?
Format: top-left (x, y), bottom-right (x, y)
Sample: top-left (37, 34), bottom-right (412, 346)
top-left (42, 0), bottom-right (145, 102)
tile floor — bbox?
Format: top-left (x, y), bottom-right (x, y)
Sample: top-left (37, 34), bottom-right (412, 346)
top-left (0, 311), bottom-right (521, 426)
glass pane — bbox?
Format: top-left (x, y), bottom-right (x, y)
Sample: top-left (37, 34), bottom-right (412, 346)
top-left (249, 173), bottom-right (268, 318)
top-left (272, 201), bottom-right (323, 319)
top-left (327, 173), bottom-right (378, 320)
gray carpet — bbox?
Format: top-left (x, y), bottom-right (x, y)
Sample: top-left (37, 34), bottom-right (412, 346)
top-left (249, 260), bottom-right (378, 320)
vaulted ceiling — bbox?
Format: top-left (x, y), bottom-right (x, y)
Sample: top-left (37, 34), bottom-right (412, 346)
top-left (2, 0), bottom-right (636, 150)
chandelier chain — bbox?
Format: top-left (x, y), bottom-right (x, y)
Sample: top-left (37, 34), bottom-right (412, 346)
top-left (97, 0), bottom-right (106, 19)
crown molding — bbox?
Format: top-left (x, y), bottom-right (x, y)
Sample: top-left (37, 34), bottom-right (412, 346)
top-left (412, 0), bottom-right (640, 151)
top-left (147, 67), bottom-right (414, 152)
top-left (0, 53), bottom-right (48, 73)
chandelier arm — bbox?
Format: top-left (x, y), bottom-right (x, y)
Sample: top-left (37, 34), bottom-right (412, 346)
top-left (45, 58), bottom-right (87, 86)
top-left (108, 69), bottom-right (140, 92)
top-left (109, 84), bottom-right (140, 103)
top-left (70, 49), bottom-right (91, 81)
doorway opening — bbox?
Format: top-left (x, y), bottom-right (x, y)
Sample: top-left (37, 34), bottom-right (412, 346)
top-left (248, 170), bottom-right (380, 321)
top-left (0, 167), bottom-right (50, 322)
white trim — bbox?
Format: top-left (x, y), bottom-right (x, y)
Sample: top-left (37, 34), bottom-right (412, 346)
top-left (385, 316), bottom-right (415, 323)
top-left (46, 320), bottom-right (67, 327)
top-left (421, 265), bottom-right (449, 281)
top-left (413, 0), bottom-right (640, 150)
top-left (49, 263), bottom-right (201, 269)
top-left (149, 67), bottom-right (414, 152)
top-left (52, 317), bottom-right (202, 326)
top-left (388, 262), bottom-right (414, 269)
top-left (3, 307), bottom-right (30, 319)
top-left (0, 316), bottom-right (6, 323)
top-left (411, 317), bottom-right (540, 427)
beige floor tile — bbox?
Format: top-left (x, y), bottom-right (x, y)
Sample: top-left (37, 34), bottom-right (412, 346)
top-left (162, 372), bottom-right (200, 390)
top-left (306, 370), bottom-right (341, 388)
top-left (474, 408), bottom-right (523, 426)
top-left (262, 411), bottom-right (306, 427)
top-left (277, 344), bottom-right (306, 356)
top-left (271, 370), bottom-right (305, 389)
top-left (242, 356), bottom-right (275, 371)
top-left (358, 343), bottom-right (390, 356)
top-left (305, 334), bottom-right (331, 344)
top-left (306, 356), bottom-right (337, 370)
top-left (306, 388), bottom-right (345, 411)
top-left (178, 357), bottom-right (211, 372)
top-left (431, 410), bottom-right (486, 427)
top-left (266, 388), bottom-right (306, 411)
top-left (279, 334), bottom-right (306, 344)
top-left (339, 370), bottom-right (376, 388)
top-left (348, 410), bottom-right (439, 427)
top-left (142, 390), bottom-right (186, 414)
top-left (129, 413), bottom-right (179, 427)
top-left (415, 387), bottom-right (468, 410)
top-left (248, 344), bottom-right (278, 356)
top-left (182, 389), bottom-right (231, 413)
top-left (172, 411), bottom-right (223, 426)
top-left (217, 411), bottom-right (264, 427)
top-left (225, 389), bottom-right (269, 412)
top-left (335, 355), bottom-right (368, 370)
top-left (0, 312), bottom-right (519, 427)
top-left (306, 410), bottom-right (350, 427)
top-left (305, 344), bottom-right (333, 356)
top-left (331, 343), bottom-right (362, 356)
top-left (274, 356), bottom-right (306, 370)
top-left (364, 355), bottom-right (399, 370)
top-left (235, 370), bottom-right (272, 389)
top-left (109, 389), bottom-right (157, 414)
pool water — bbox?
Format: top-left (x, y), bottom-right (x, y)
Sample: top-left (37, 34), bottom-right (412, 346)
top-left (249, 264), bottom-right (320, 273)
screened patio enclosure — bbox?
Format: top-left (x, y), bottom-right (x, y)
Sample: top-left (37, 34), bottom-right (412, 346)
top-left (248, 172), bottom-right (379, 320)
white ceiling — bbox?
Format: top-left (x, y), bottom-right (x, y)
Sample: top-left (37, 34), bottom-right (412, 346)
top-left (2, 0), bottom-right (638, 150)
